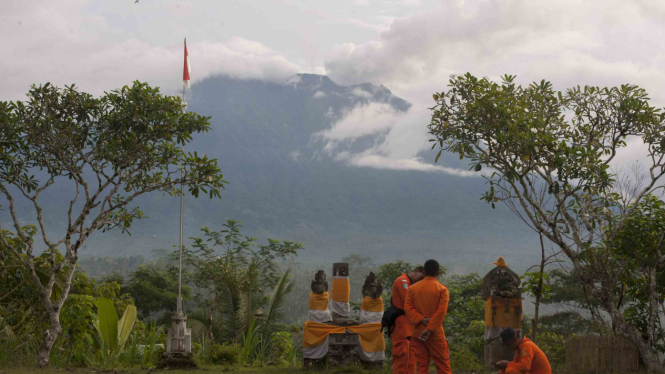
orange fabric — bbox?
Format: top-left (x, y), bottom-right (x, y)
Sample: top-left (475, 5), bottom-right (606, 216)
top-left (493, 256), bottom-right (508, 267)
top-left (303, 321), bottom-right (385, 352)
top-left (505, 338), bottom-right (552, 374)
top-left (309, 292), bottom-right (329, 311)
top-left (303, 321), bottom-right (345, 347)
top-left (392, 318), bottom-right (416, 374)
top-left (484, 297), bottom-right (523, 328)
top-left (410, 333), bottom-right (451, 374)
top-left (392, 273), bottom-right (411, 310)
top-left (404, 277), bottom-right (449, 338)
top-left (331, 277), bottom-right (350, 302)
top-left (361, 296), bottom-right (384, 312)
top-left (347, 323), bottom-right (385, 352)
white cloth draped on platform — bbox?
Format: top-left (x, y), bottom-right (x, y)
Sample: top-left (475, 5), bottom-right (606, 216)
top-left (357, 342), bottom-right (386, 362)
top-left (359, 310), bottom-right (383, 324)
top-left (330, 300), bottom-right (350, 317)
top-left (308, 309), bottom-right (332, 323)
top-left (303, 335), bottom-right (329, 359)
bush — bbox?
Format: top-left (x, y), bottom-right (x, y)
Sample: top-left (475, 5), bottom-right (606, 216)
top-left (209, 343), bottom-right (242, 365)
top-left (448, 319), bottom-right (485, 370)
top-left (269, 331), bottom-right (292, 366)
top-left (449, 344), bottom-right (484, 371)
top-left (536, 332), bottom-right (566, 371)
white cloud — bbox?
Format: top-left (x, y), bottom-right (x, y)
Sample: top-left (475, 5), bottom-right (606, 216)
top-left (316, 102), bottom-right (404, 143)
top-left (317, 101), bottom-right (480, 175)
top-left (350, 87), bottom-right (373, 98)
top-left (346, 153), bottom-right (480, 176)
top-left (6, 0), bottom-right (665, 175)
top-left (323, 0), bottom-right (665, 173)
top-left (324, 0), bottom-right (665, 106)
top-left (313, 90), bottom-right (327, 98)
top-left (1, 1), bottom-right (302, 101)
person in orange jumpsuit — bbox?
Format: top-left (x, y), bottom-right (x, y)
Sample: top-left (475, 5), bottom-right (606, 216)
top-left (404, 259), bottom-right (451, 374)
top-left (391, 266), bottom-right (425, 374)
top-left (494, 327), bottom-right (552, 374)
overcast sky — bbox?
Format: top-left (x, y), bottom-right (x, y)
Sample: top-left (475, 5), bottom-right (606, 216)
top-left (3, 0), bottom-right (663, 174)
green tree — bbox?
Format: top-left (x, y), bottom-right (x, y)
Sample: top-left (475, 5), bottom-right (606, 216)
top-left (375, 260), bottom-right (414, 299)
top-left (123, 264), bottom-right (187, 319)
top-left (538, 311), bottom-right (603, 337)
top-left (521, 234), bottom-right (557, 344)
top-left (442, 273), bottom-right (484, 364)
top-left (428, 73), bottom-right (665, 371)
top-left (613, 195), bottom-right (665, 353)
top-left (0, 82), bottom-right (226, 366)
top-left (185, 219), bottom-right (302, 341)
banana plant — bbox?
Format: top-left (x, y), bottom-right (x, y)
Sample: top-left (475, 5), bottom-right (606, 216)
top-left (92, 297), bottom-right (137, 361)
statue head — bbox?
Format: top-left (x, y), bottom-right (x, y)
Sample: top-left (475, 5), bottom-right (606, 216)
top-left (311, 270), bottom-right (328, 294)
top-left (361, 272), bottom-right (383, 299)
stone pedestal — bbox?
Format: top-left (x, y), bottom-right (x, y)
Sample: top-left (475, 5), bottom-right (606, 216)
top-left (328, 332), bottom-right (360, 365)
top-left (166, 313), bottom-right (192, 355)
top-left (331, 263), bottom-right (352, 324)
top-left (159, 310), bottom-right (196, 369)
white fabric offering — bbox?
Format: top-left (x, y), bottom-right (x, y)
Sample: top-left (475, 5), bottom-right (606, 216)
top-left (308, 309), bottom-right (332, 323)
top-left (359, 310), bottom-right (383, 324)
top-left (303, 335), bottom-right (329, 359)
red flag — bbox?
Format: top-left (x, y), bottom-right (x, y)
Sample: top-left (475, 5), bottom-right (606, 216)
top-left (183, 39), bottom-right (191, 90)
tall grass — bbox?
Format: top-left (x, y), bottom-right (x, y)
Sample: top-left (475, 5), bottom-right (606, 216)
top-left (286, 334), bottom-right (302, 366)
top-left (140, 321), bottom-right (165, 368)
top-left (0, 325), bottom-right (38, 368)
top-left (242, 320), bottom-right (270, 365)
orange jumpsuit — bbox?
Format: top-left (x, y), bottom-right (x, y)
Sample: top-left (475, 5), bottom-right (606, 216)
top-left (391, 273), bottom-right (416, 374)
top-left (499, 337), bottom-right (552, 374)
top-left (404, 276), bottom-right (451, 374)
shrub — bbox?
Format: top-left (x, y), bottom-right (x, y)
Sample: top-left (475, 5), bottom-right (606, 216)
top-left (449, 343), bottom-right (483, 371)
top-left (209, 343), bottom-right (242, 365)
top-left (448, 319), bottom-right (485, 370)
top-left (537, 332), bottom-right (566, 371)
top-left (269, 331), bottom-right (292, 365)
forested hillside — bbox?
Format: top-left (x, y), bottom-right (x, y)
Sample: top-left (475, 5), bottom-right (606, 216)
top-left (4, 74), bottom-right (541, 273)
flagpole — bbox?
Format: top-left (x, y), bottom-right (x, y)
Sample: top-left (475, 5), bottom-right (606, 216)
top-left (177, 37), bottom-right (186, 315)
top-left (166, 37), bottom-right (193, 362)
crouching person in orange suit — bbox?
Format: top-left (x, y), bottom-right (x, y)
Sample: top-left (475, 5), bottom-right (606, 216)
top-left (404, 259), bottom-right (452, 374)
top-left (391, 267), bottom-right (425, 374)
top-left (494, 327), bottom-right (552, 374)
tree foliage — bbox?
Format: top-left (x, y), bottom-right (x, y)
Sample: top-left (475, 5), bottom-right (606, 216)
top-left (185, 219), bottom-right (302, 341)
top-left (429, 73), bottom-right (665, 371)
top-left (0, 81), bottom-right (226, 366)
top-left (122, 264), bottom-right (187, 319)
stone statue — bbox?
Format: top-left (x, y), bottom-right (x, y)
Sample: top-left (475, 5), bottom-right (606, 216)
top-left (311, 270), bottom-right (329, 295)
top-left (481, 259), bottom-right (521, 299)
top-left (361, 272), bottom-right (383, 299)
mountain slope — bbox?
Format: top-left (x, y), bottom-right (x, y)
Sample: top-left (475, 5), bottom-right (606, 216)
top-left (4, 74), bottom-right (541, 273)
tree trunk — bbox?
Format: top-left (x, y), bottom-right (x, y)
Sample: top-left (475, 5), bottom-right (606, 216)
top-left (531, 233), bottom-right (546, 343)
top-left (607, 299), bottom-right (663, 373)
top-left (647, 269), bottom-right (659, 346)
top-left (33, 256), bottom-right (78, 367)
top-left (208, 304), bottom-right (214, 341)
top-left (37, 307), bottom-right (62, 367)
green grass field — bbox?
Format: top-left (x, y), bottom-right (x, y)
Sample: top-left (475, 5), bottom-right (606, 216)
top-left (4, 365), bottom-right (395, 374)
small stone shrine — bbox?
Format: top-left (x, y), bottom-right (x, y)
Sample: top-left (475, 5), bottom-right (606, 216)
top-left (482, 256), bottom-right (523, 369)
top-left (303, 263), bottom-right (385, 367)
